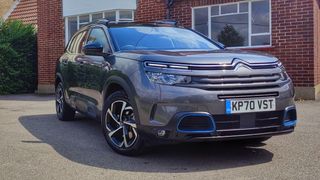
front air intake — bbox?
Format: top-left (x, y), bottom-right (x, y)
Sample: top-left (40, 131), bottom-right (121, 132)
top-left (177, 113), bottom-right (215, 133)
top-left (283, 107), bottom-right (297, 127)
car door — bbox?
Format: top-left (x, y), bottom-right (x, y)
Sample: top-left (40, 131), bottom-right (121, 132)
top-left (79, 27), bottom-right (113, 118)
top-left (60, 30), bottom-right (88, 108)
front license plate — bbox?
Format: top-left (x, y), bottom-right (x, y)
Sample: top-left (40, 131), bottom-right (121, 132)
top-left (226, 98), bottom-right (276, 114)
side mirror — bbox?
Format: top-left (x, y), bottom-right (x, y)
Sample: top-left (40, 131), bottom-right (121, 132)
top-left (83, 42), bottom-right (104, 56)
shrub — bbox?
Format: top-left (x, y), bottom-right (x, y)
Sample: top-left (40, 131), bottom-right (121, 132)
top-left (0, 20), bottom-right (37, 95)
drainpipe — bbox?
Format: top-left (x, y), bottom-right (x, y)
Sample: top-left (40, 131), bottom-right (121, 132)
top-left (165, 0), bottom-right (175, 19)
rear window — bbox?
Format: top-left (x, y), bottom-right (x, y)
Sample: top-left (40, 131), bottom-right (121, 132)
top-left (108, 26), bottom-right (220, 51)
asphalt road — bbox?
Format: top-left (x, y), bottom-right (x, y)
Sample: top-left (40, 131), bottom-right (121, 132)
top-left (0, 94), bottom-right (319, 180)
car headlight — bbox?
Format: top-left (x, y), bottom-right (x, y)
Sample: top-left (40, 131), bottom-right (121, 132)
top-left (278, 62), bottom-right (289, 81)
top-left (146, 72), bottom-right (191, 85)
top-left (280, 71), bottom-right (289, 81)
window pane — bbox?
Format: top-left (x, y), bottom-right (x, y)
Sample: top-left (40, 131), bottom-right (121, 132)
top-left (92, 13), bottom-right (103, 21)
top-left (79, 15), bottom-right (89, 24)
top-left (119, 10), bottom-right (133, 19)
top-left (68, 17), bottom-right (77, 41)
top-left (252, 0), bottom-right (270, 34)
top-left (211, 14), bottom-right (249, 47)
top-left (109, 27), bottom-right (220, 51)
top-left (77, 31), bottom-right (87, 53)
top-left (240, 2), bottom-right (248, 12)
top-left (194, 7), bottom-right (209, 36)
top-left (69, 31), bottom-right (86, 53)
top-left (87, 28), bottom-right (109, 52)
top-left (105, 11), bottom-right (116, 21)
top-left (251, 35), bottom-right (270, 46)
top-left (211, 6), bottom-right (219, 16)
top-left (221, 4), bottom-right (237, 14)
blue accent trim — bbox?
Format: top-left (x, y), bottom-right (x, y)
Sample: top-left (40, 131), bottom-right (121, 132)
top-left (283, 106), bottom-right (297, 127)
top-left (226, 100), bottom-right (231, 114)
top-left (283, 120), bottom-right (297, 127)
top-left (176, 112), bottom-right (216, 134)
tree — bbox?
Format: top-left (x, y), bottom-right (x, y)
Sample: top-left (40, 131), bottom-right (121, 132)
top-left (217, 24), bottom-right (244, 47)
top-left (0, 20), bottom-right (37, 94)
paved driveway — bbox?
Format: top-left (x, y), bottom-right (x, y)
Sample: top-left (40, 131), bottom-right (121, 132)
top-left (0, 94), bottom-right (319, 180)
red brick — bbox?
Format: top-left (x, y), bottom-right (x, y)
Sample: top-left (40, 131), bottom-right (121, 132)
top-left (37, 0), bottom-right (64, 86)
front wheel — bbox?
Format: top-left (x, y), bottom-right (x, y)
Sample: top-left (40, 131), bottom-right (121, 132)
top-left (55, 82), bottom-right (75, 121)
top-left (102, 91), bottom-right (144, 156)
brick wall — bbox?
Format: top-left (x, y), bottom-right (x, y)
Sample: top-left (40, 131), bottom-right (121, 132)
top-left (314, 0), bottom-right (320, 85)
top-left (269, 0), bottom-right (314, 87)
top-left (136, 0), bottom-right (316, 88)
top-left (37, 0), bottom-right (64, 93)
top-left (136, 0), bottom-right (167, 22)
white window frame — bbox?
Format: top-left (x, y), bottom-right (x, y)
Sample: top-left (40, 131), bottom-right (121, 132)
top-left (64, 9), bottom-right (135, 45)
top-left (118, 10), bottom-right (135, 22)
top-left (192, 0), bottom-right (272, 48)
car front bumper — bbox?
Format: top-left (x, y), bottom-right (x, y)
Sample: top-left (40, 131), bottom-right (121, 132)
top-left (138, 109), bottom-right (296, 142)
top-left (130, 71), bottom-right (296, 142)
top-left (136, 86), bottom-right (296, 141)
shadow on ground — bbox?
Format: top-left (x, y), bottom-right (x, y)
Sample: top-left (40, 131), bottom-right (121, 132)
top-left (19, 114), bottom-right (273, 173)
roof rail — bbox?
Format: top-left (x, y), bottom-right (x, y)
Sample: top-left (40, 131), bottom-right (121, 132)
top-left (83, 18), bottom-right (110, 28)
top-left (83, 19), bottom-right (178, 28)
top-left (96, 19), bottom-right (110, 26)
top-left (153, 20), bottom-right (178, 26)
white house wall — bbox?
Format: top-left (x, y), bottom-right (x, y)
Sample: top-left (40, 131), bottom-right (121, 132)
top-left (63, 0), bottom-right (137, 17)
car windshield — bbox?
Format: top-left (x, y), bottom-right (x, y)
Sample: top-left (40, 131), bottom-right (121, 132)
top-left (108, 26), bottom-right (220, 51)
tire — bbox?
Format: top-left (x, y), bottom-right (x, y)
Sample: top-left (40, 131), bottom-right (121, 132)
top-left (55, 82), bottom-right (75, 121)
top-left (102, 91), bottom-right (144, 156)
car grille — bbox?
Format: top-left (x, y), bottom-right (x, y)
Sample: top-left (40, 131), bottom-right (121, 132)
top-left (188, 74), bottom-right (282, 91)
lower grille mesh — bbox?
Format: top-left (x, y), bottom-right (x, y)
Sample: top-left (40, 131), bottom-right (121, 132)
top-left (178, 116), bottom-right (213, 132)
top-left (213, 111), bottom-right (284, 130)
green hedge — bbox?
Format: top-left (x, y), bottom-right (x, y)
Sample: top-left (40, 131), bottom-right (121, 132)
top-left (0, 20), bottom-right (37, 95)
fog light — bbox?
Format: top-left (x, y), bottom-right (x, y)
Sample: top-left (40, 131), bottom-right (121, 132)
top-left (157, 130), bottom-right (166, 137)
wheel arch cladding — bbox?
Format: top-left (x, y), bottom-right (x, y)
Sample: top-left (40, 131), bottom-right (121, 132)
top-left (102, 75), bottom-right (141, 125)
top-left (103, 76), bottom-right (138, 109)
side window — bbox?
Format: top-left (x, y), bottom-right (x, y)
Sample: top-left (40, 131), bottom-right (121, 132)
top-left (67, 31), bottom-right (87, 53)
top-left (77, 31), bottom-right (88, 53)
top-left (67, 35), bottom-right (77, 53)
top-left (86, 28), bottom-right (110, 53)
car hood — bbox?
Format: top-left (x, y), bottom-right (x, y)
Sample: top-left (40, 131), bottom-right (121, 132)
top-left (115, 49), bottom-right (279, 65)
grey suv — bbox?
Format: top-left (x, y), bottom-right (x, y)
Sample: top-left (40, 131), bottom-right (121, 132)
top-left (55, 20), bottom-right (297, 155)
